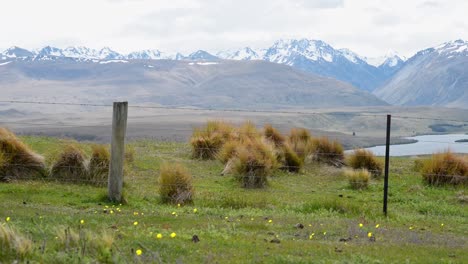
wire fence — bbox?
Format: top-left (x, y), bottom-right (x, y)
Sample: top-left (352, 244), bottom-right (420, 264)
top-left (1, 100), bottom-right (467, 209)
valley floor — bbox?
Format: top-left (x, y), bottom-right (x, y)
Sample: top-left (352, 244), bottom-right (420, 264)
top-left (0, 137), bottom-right (467, 263)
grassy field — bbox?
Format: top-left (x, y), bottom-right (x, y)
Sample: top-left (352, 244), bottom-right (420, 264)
top-left (0, 136), bottom-right (467, 263)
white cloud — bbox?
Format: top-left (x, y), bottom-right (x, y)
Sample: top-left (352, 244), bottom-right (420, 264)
top-left (0, 0), bottom-right (467, 57)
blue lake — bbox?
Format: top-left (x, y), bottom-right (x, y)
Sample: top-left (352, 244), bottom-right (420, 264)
top-left (359, 134), bottom-right (468, 156)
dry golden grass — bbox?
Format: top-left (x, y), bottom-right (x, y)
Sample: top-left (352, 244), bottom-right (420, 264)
top-left (0, 127), bottom-right (45, 181)
top-left (159, 163), bottom-right (194, 204)
top-left (422, 151), bottom-right (468, 186)
top-left (263, 124), bottom-right (285, 147)
top-left (0, 224), bottom-right (33, 259)
top-left (190, 120), bottom-right (235, 160)
top-left (50, 144), bottom-right (88, 183)
top-left (280, 144), bottom-right (303, 173)
top-left (343, 168), bottom-right (370, 190)
top-left (232, 138), bottom-right (278, 188)
top-left (311, 137), bottom-right (344, 167)
top-left (346, 149), bottom-right (383, 177)
top-left (287, 128), bottom-right (314, 161)
top-left (88, 145), bottom-right (110, 186)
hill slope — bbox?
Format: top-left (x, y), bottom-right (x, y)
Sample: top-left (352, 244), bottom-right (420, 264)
top-left (374, 40), bottom-right (468, 109)
top-left (0, 59), bottom-right (386, 109)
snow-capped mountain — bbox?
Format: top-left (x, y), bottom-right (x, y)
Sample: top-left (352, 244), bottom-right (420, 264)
top-left (127, 49), bottom-right (166, 60)
top-left (1, 46), bottom-right (34, 59)
top-left (365, 50), bottom-right (406, 67)
top-left (217, 47), bottom-right (263, 60)
top-left (374, 39), bottom-right (468, 109)
top-left (184, 50), bottom-right (219, 61)
top-left (62, 46), bottom-right (100, 60)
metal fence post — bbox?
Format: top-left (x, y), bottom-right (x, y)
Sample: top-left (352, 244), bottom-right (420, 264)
top-left (383, 114), bottom-right (391, 216)
top-left (108, 102), bottom-right (128, 203)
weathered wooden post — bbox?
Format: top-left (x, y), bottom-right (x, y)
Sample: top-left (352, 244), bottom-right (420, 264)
top-left (108, 102), bottom-right (128, 202)
top-left (383, 114), bottom-right (391, 216)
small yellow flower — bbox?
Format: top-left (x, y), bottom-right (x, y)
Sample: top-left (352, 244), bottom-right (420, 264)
top-left (172, 212), bottom-right (176, 215)
top-left (156, 233), bottom-right (163, 239)
top-left (134, 212), bottom-right (139, 216)
top-left (323, 231), bottom-right (327, 235)
top-left (250, 218), bottom-right (254, 221)
top-left (170, 232), bottom-right (176, 238)
top-left (368, 232), bottom-right (372, 238)
top-left (308, 224), bottom-right (312, 227)
top-left (268, 219), bottom-right (273, 223)
top-left (141, 213), bottom-right (144, 216)
top-left (80, 219), bottom-right (85, 225)
top-left (136, 249), bottom-right (142, 256)
top-left (6, 217), bottom-right (10, 222)
top-left (441, 223), bottom-right (444, 227)
top-left (133, 221), bottom-right (138, 226)
top-left (409, 226), bottom-right (413, 230)
top-left (359, 223), bottom-right (363, 228)
top-left (110, 210), bottom-right (114, 214)
top-left (309, 233), bottom-right (315, 239)
top-left (225, 216), bottom-right (228, 220)
top-left (193, 208), bottom-right (198, 213)
top-left (375, 224), bottom-right (380, 228)
top-left (105, 205), bottom-right (109, 208)
top-left (177, 203), bottom-right (181, 207)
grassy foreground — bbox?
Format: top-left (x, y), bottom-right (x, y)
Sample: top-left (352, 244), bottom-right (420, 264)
top-left (0, 136), bottom-right (467, 263)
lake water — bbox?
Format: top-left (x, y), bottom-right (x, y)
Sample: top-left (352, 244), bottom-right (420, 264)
top-left (360, 134), bottom-right (468, 156)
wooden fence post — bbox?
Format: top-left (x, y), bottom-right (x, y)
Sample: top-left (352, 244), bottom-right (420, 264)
top-left (108, 102), bottom-right (128, 202)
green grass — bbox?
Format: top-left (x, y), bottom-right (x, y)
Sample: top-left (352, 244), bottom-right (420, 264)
top-left (0, 136), bottom-right (467, 263)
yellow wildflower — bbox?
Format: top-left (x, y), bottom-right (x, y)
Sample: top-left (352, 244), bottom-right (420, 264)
top-left (170, 232), bottom-right (176, 238)
top-left (136, 249), bottom-right (142, 256)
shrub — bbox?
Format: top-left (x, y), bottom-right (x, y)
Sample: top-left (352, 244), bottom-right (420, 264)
top-left (232, 138), bottom-right (278, 188)
top-left (263, 124), bottom-right (285, 147)
top-left (421, 151), bottom-right (468, 186)
top-left (159, 163), bottom-right (194, 204)
top-left (50, 144), bottom-right (88, 184)
top-left (190, 120), bottom-right (234, 160)
top-left (0, 127), bottom-right (45, 181)
top-left (311, 137), bottom-right (344, 167)
top-left (344, 169), bottom-right (370, 190)
top-left (0, 224), bottom-right (33, 260)
top-left (88, 145), bottom-right (110, 186)
top-left (346, 149), bottom-right (383, 177)
top-left (287, 128), bottom-right (314, 161)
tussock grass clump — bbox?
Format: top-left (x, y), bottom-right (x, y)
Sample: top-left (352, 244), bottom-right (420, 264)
top-left (55, 227), bottom-right (115, 262)
top-left (344, 169), bottom-right (370, 190)
top-left (263, 124), bottom-right (285, 147)
top-left (0, 224), bottom-right (33, 259)
top-left (281, 144), bottom-right (303, 173)
top-left (159, 163), bottom-right (194, 204)
top-left (287, 128), bottom-right (314, 161)
top-left (311, 137), bottom-right (344, 167)
top-left (0, 128), bottom-right (46, 181)
top-left (421, 151), bottom-right (468, 186)
top-left (190, 120), bottom-right (235, 160)
top-left (88, 145), bottom-right (110, 186)
top-left (236, 121), bottom-right (260, 141)
top-left (50, 144), bottom-right (88, 184)
top-left (346, 149), bottom-right (383, 177)
top-left (232, 139), bottom-right (278, 188)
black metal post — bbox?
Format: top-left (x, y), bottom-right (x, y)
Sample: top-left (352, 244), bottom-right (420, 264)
top-left (383, 115), bottom-right (391, 216)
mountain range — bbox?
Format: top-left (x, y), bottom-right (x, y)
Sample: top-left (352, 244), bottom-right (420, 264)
top-left (0, 39), bottom-right (405, 91)
top-left (1, 39), bottom-right (467, 109)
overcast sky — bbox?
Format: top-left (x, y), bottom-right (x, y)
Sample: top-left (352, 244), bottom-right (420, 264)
top-left (1, 0), bottom-right (467, 57)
